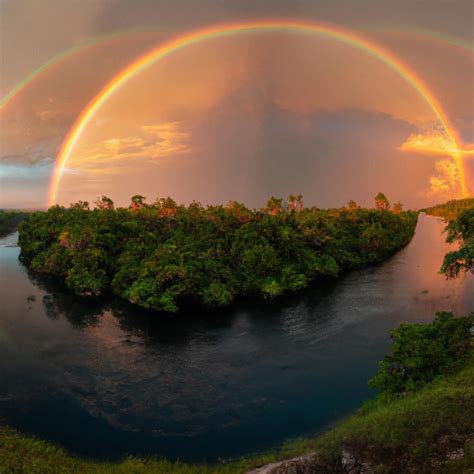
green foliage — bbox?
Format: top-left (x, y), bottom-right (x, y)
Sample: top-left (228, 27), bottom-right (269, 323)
top-left (94, 195), bottom-right (114, 210)
top-left (130, 195), bottom-right (147, 210)
top-left (347, 199), bottom-right (358, 210)
top-left (423, 199), bottom-right (474, 278)
top-left (70, 201), bottom-right (90, 210)
top-left (424, 198), bottom-right (474, 221)
top-left (392, 201), bottom-right (403, 213)
top-left (369, 312), bottom-right (473, 394)
top-left (313, 354), bottom-right (474, 472)
top-left (18, 196), bottom-right (417, 313)
top-left (374, 192), bottom-right (390, 210)
top-left (0, 210), bottom-right (27, 237)
top-left (441, 207), bottom-right (474, 278)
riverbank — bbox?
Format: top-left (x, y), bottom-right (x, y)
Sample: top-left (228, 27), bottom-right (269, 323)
top-left (2, 322), bottom-right (473, 473)
top-left (423, 198), bottom-right (474, 222)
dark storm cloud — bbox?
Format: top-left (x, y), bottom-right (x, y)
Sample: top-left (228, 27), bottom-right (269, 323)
top-left (137, 81), bottom-right (429, 209)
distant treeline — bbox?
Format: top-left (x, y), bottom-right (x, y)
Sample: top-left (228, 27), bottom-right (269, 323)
top-left (19, 194), bottom-right (417, 313)
top-left (0, 210), bottom-right (27, 238)
top-left (423, 198), bottom-right (474, 221)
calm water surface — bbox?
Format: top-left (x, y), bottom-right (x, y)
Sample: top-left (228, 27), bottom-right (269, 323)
top-left (0, 214), bottom-right (473, 462)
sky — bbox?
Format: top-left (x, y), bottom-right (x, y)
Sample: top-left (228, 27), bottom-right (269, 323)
top-left (1, 0), bottom-right (473, 209)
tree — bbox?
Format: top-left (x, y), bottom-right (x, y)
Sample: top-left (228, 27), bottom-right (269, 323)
top-left (155, 197), bottom-right (178, 218)
top-left (130, 195), bottom-right (146, 211)
top-left (392, 201), bottom-right (403, 214)
top-left (347, 199), bottom-right (358, 210)
top-left (265, 197), bottom-right (284, 216)
top-left (288, 194), bottom-right (304, 212)
top-left (94, 195), bottom-right (114, 210)
top-left (226, 201), bottom-right (252, 223)
top-left (441, 207), bottom-right (474, 278)
top-left (70, 201), bottom-right (89, 210)
top-left (296, 194), bottom-right (304, 212)
top-left (375, 192), bottom-right (390, 211)
top-left (287, 194), bottom-right (296, 211)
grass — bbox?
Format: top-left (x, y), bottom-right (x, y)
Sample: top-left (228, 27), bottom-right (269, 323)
top-left (1, 356), bottom-right (473, 473)
top-left (311, 355), bottom-right (474, 472)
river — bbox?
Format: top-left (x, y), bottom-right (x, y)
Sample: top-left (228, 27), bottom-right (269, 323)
top-left (0, 214), bottom-right (472, 462)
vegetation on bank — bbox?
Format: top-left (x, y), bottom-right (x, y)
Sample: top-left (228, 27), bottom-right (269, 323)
top-left (0, 210), bottom-right (27, 238)
top-left (423, 197), bottom-right (474, 279)
top-left (440, 206), bottom-right (474, 279)
top-left (423, 198), bottom-right (474, 221)
top-left (1, 312), bottom-right (473, 473)
top-left (18, 194), bottom-right (417, 313)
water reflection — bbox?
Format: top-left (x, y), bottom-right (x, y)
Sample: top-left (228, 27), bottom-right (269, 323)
top-left (0, 215), bottom-right (472, 462)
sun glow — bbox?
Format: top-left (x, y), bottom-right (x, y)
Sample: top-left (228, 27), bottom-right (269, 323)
top-left (400, 131), bottom-right (474, 157)
top-left (48, 19), bottom-right (470, 206)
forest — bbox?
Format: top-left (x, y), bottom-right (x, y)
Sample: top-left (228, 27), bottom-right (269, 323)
top-left (0, 210), bottom-right (27, 238)
top-left (423, 198), bottom-right (474, 222)
top-left (18, 194), bottom-right (417, 313)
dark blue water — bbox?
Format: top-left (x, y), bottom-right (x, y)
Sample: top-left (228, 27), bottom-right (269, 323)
top-left (0, 214), bottom-right (473, 462)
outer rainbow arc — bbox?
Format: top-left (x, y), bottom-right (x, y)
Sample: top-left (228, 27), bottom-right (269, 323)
top-left (48, 19), bottom-right (469, 206)
top-left (3, 26), bottom-right (470, 111)
top-left (0, 26), bottom-right (177, 111)
top-left (0, 32), bottom-right (123, 110)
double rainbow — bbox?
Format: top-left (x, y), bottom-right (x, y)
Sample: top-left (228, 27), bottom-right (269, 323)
top-left (47, 19), bottom-right (469, 205)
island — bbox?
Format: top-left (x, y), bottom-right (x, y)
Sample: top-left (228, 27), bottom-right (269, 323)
top-left (18, 193), bottom-right (417, 313)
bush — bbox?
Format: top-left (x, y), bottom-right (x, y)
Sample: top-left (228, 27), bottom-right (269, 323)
top-left (369, 312), bottom-right (474, 394)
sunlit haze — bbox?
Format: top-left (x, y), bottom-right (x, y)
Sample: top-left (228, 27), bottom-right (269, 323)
top-left (1, 1), bottom-right (473, 209)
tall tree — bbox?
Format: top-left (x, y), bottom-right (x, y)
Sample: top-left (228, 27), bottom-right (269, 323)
top-left (265, 197), bottom-right (284, 216)
top-left (130, 195), bottom-right (146, 211)
top-left (347, 199), bottom-right (358, 210)
top-left (70, 201), bottom-right (89, 210)
top-left (94, 196), bottom-right (114, 210)
top-left (392, 201), bottom-right (403, 214)
top-left (375, 192), bottom-right (390, 211)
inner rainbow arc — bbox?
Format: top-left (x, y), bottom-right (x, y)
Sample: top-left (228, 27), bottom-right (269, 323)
top-left (48, 19), bottom-right (469, 206)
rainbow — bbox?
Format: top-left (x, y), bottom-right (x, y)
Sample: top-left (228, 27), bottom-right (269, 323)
top-left (48, 19), bottom-right (469, 206)
top-left (0, 27), bottom-right (173, 110)
top-left (0, 32), bottom-right (124, 110)
top-left (360, 26), bottom-right (473, 55)
top-left (3, 24), bottom-right (470, 112)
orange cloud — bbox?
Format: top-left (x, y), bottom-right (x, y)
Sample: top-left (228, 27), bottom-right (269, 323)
top-left (67, 121), bottom-right (191, 175)
top-left (399, 130), bottom-right (474, 157)
top-left (399, 129), bottom-right (473, 197)
top-left (428, 159), bottom-right (459, 196)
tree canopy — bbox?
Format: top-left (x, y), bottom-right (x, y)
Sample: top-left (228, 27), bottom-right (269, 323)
top-left (19, 195), bottom-right (417, 313)
top-left (374, 192), bottom-right (390, 211)
top-left (0, 210), bottom-right (27, 238)
top-left (424, 198), bottom-right (474, 278)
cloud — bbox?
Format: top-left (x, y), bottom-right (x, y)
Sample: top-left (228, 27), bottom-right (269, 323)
top-left (399, 128), bottom-right (473, 197)
top-left (68, 122), bottom-right (191, 175)
top-left (0, 158), bottom-right (53, 180)
top-left (0, 159), bottom-right (53, 208)
top-left (399, 129), bottom-right (474, 157)
top-left (428, 160), bottom-right (460, 197)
